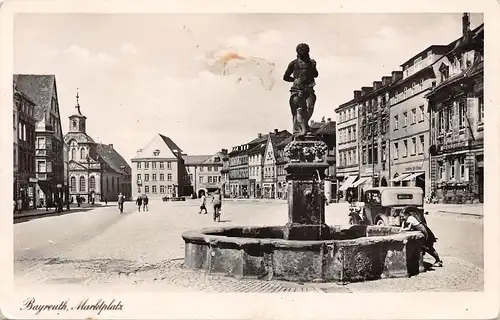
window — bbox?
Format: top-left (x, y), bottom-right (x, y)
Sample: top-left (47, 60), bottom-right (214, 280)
top-left (403, 112), bottom-right (408, 127)
top-left (478, 95), bottom-right (484, 123)
top-left (411, 108), bottom-right (417, 124)
top-left (144, 174), bottom-right (149, 181)
top-left (439, 110), bottom-right (445, 133)
top-left (37, 160), bottom-right (46, 172)
top-left (362, 147), bottom-right (366, 165)
top-left (70, 177), bottom-right (76, 192)
top-left (199, 166), bottom-right (204, 172)
top-left (403, 140), bottom-right (408, 157)
top-left (137, 174), bottom-right (141, 181)
top-left (145, 185), bottom-right (149, 193)
top-left (449, 159), bottom-right (456, 180)
top-left (144, 161), bottom-right (149, 169)
top-left (373, 144), bottom-right (378, 164)
top-left (71, 148), bottom-right (76, 160)
top-left (419, 135), bottom-right (424, 154)
top-left (159, 162), bottom-right (164, 169)
top-left (152, 186), bottom-right (157, 193)
top-left (23, 124), bottom-right (26, 141)
top-left (459, 157), bottom-right (466, 179)
top-left (458, 100), bottom-right (466, 128)
top-left (167, 173), bottom-right (172, 181)
top-left (352, 126), bottom-right (357, 140)
top-left (90, 176), bottom-right (96, 190)
top-left (411, 137), bottom-right (416, 155)
top-left (394, 115), bottom-right (399, 130)
top-left (218, 176), bottom-right (221, 183)
top-left (448, 107), bottom-right (454, 130)
top-left (152, 174), bottom-right (157, 181)
top-left (167, 162), bottom-right (172, 169)
top-left (348, 151), bottom-right (352, 165)
top-left (208, 176), bottom-right (213, 183)
top-left (214, 166), bottom-right (219, 171)
top-left (368, 145), bottom-right (372, 164)
top-left (419, 105), bottom-right (425, 122)
top-left (79, 176), bottom-right (86, 192)
top-left (160, 173), bottom-right (164, 181)
top-left (160, 185), bottom-right (165, 193)
top-left (438, 161), bottom-right (445, 180)
top-left (168, 185), bottom-right (173, 194)
top-left (393, 142), bottom-right (399, 160)
top-left (381, 144), bottom-right (387, 162)
top-left (199, 176), bottom-right (204, 183)
top-left (37, 137), bottom-right (45, 149)
top-left (137, 162), bottom-right (141, 169)
top-left (80, 148), bottom-right (86, 159)
top-left (152, 162), bottom-right (157, 169)
top-left (347, 127), bottom-right (351, 141)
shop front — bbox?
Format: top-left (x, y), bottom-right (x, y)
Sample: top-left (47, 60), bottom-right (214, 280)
top-left (351, 176), bottom-right (373, 201)
top-left (390, 162), bottom-right (429, 196)
top-left (337, 175), bottom-right (358, 202)
top-left (262, 183), bottom-right (276, 199)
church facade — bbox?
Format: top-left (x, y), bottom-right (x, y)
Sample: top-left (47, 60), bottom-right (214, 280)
top-left (64, 92), bottom-right (131, 203)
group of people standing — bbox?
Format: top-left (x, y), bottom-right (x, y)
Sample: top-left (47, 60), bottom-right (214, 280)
top-left (199, 189), bottom-right (222, 222)
top-left (135, 194), bottom-right (149, 212)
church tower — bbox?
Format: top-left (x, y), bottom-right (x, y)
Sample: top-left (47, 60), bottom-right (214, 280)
top-left (68, 89), bottom-right (87, 133)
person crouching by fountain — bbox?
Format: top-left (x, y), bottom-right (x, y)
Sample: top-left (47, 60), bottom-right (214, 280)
top-left (212, 189), bottom-right (222, 222)
top-left (400, 210), bottom-right (443, 267)
top-left (136, 194), bottom-right (143, 212)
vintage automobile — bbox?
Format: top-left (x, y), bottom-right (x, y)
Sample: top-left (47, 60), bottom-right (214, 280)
top-left (348, 187), bottom-right (428, 226)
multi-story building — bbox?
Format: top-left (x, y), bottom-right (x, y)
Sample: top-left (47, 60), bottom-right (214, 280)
top-left (248, 134), bottom-right (267, 198)
top-left (65, 93), bottom-right (131, 202)
top-left (131, 134), bottom-right (185, 199)
top-left (313, 118), bottom-right (337, 202)
top-left (228, 144), bottom-right (250, 198)
top-left (388, 45), bottom-right (451, 196)
top-left (181, 150), bottom-right (227, 197)
top-left (221, 152), bottom-right (230, 197)
top-left (275, 135), bottom-right (293, 200)
top-left (13, 84), bottom-right (37, 211)
top-left (427, 17), bottom-right (484, 203)
top-left (335, 94), bottom-right (359, 201)
top-left (262, 131), bottom-right (292, 199)
top-left (355, 75), bottom-right (395, 196)
top-left (14, 74), bottom-right (65, 208)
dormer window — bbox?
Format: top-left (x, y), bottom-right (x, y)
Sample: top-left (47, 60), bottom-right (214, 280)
top-left (72, 120), bottom-right (77, 129)
top-left (439, 63), bottom-right (449, 82)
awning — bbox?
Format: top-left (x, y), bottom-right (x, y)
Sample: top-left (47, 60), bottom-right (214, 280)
top-left (390, 173), bottom-right (411, 183)
top-left (402, 172), bottom-right (425, 182)
top-left (352, 177), bottom-right (372, 188)
top-left (339, 176), bottom-right (357, 191)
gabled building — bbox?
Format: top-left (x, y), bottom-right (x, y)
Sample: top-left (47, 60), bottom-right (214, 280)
top-left (64, 92), bottom-right (131, 202)
top-left (221, 151), bottom-right (230, 198)
top-left (248, 135), bottom-right (267, 198)
top-left (131, 134), bottom-right (185, 199)
top-left (426, 16), bottom-right (484, 203)
top-left (314, 118), bottom-right (337, 202)
top-left (275, 135), bottom-right (294, 199)
top-left (14, 74), bottom-right (65, 208)
top-left (181, 150), bottom-right (227, 197)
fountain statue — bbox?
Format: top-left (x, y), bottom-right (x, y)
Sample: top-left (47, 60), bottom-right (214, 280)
top-left (181, 44), bottom-right (426, 283)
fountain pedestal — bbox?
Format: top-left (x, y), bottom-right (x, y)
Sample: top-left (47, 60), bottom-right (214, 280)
top-left (283, 135), bottom-right (330, 240)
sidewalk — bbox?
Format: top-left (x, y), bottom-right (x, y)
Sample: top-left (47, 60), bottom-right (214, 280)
top-left (425, 203), bottom-right (483, 217)
top-left (13, 203), bottom-right (104, 220)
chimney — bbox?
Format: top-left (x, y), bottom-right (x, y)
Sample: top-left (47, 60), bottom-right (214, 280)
top-left (327, 118), bottom-right (332, 122)
top-left (373, 81), bottom-right (382, 90)
top-left (274, 129), bottom-right (279, 134)
top-left (109, 144), bottom-right (113, 149)
top-left (258, 133), bottom-right (262, 139)
top-left (354, 90), bottom-right (362, 99)
top-left (462, 13), bottom-right (470, 36)
top-left (361, 86), bottom-right (373, 96)
top-left (381, 76), bottom-right (392, 86)
top-left (391, 71), bottom-right (403, 82)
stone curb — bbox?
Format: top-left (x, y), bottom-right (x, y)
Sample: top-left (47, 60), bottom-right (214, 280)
top-left (437, 210), bottom-right (483, 217)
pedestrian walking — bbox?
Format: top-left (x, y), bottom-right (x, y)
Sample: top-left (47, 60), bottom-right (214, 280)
top-left (105, 198), bottom-right (108, 206)
top-left (136, 195), bottom-right (143, 212)
top-left (400, 210), bottom-right (443, 267)
top-left (199, 193), bottom-right (208, 214)
top-left (143, 195), bottom-right (149, 211)
top-left (117, 193), bottom-right (125, 214)
top-left (212, 189), bottom-right (222, 222)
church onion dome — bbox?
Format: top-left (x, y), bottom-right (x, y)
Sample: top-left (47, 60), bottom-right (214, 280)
top-left (70, 89), bottom-right (86, 118)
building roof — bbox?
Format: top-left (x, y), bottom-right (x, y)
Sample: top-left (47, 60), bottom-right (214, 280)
top-left (97, 143), bottom-right (131, 175)
top-left (276, 135), bottom-right (293, 149)
top-left (13, 74), bottom-right (57, 122)
top-left (159, 134), bottom-right (184, 154)
top-left (182, 155), bottom-right (211, 165)
top-left (400, 45), bottom-right (449, 68)
top-left (64, 132), bottom-right (96, 144)
top-left (248, 142), bottom-right (267, 155)
top-left (315, 121), bottom-right (336, 135)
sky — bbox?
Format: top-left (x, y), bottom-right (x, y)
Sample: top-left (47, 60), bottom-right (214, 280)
top-left (14, 13), bottom-right (483, 164)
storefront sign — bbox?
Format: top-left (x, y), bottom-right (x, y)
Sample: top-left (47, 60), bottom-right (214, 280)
top-left (405, 165), bottom-right (422, 172)
top-left (442, 141), bottom-right (467, 151)
top-left (29, 178), bottom-right (38, 183)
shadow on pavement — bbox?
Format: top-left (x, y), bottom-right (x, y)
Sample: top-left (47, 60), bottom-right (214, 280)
top-left (14, 206), bottom-right (101, 224)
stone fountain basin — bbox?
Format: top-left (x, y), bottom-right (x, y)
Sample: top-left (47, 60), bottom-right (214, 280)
top-left (182, 225), bottom-right (425, 283)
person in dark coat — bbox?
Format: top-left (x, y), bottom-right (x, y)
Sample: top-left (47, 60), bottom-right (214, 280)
top-left (142, 195), bottom-right (149, 211)
top-left (136, 195), bottom-right (143, 212)
top-left (117, 193), bottom-right (125, 214)
top-left (401, 210), bottom-right (443, 267)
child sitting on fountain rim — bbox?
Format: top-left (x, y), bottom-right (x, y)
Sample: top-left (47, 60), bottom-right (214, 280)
top-left (400, 210), bottom-right (443, 267)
